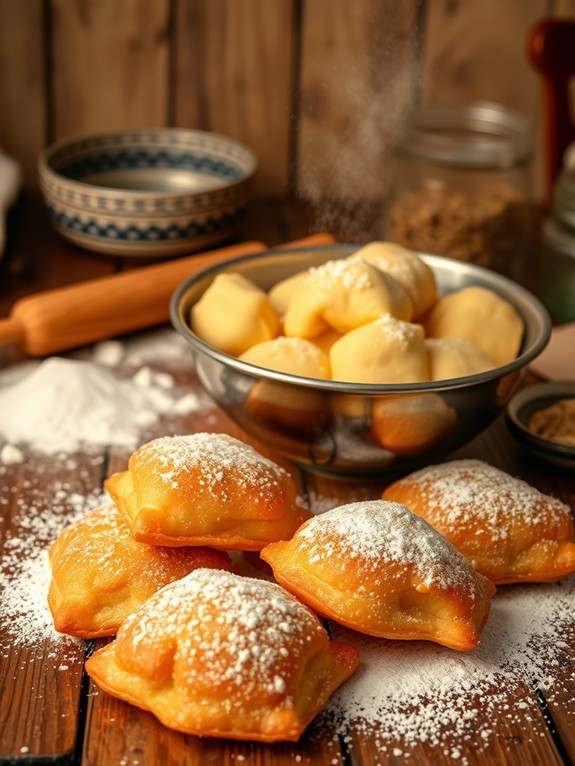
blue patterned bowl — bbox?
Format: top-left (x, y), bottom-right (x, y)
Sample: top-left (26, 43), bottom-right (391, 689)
top-left (38, 128), bottom-right (257, 257)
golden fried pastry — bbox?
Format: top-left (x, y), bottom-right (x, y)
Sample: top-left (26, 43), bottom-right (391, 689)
top-left (86, 568), bottom-right (359, 742)
top-left (47, 502), bottom-right (230, 638)
top-left (425, 337), bottom-right (496, 380)
top-left (352, 241), bottom-right (437, 317)
top-left (239, 336), bottom-right (331, 379)
top-left (382, 459), bottom-right (575, 584)
top-left (329, 315), bottom-right (429, 384)
top-left (190, 272), bottom-right (279, 356)
top-left (424, 286), bottom-right (524, 366)
top-left (261, 499), bottom-right (495, 651)
top-left (284, 257), bottom-right (412, 338)
top-left (371, 393), bottom-right (456, 455)
top-left (105, 433), bottom-right (310, 551)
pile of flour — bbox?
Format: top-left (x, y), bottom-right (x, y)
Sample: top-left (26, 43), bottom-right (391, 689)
top-left (0, 331), bottom-right (209, 455)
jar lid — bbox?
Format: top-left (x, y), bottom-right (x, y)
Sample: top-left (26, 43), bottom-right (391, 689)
top-left (396, 102), bottom-right (534, 169)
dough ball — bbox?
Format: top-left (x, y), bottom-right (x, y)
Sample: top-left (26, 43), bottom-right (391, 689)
top-left (268, 271), bottom-right (309, 316)
top-left (371, 394), bottom-right (456, 455)
top-left (329, 315), bottom-right (429, 384)
top-left (310, 329), bottom-right (344, 356)
top-left (284, 258), bottom-right (412, 338)
top-left (245, 380), bottom-right (331, 440)
top-left (190, 273), bottom-right (279, 356)
top-left (425, 337), bottom-right (497, 380)
top-left (352, 241), bottom-right (437, 317)
top-left (424, 286), bottom-right (524, 366)
top-left (240, 337), bottom-right (330, 380)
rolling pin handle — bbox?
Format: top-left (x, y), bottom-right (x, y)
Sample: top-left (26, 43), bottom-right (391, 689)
top-left (0, 315), bottom-right (25, 349)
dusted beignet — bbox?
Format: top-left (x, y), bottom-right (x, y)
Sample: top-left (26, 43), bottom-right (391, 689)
top-left (261, 500), bottom-right (495, 651)
top-left (47, 502), bottom-right (230, 638)
top-left (382, 459), bottom-right (575, 585)
top-left (85, 568), bottom-right (359, 742)
top-left (329, 315), bottom-right (429, 384)
top-left (284, 257), bottom-right (412, 338)
top-left (105, 433), bottom-right (310, 550)
top-left (190, 272), bottom-right (279, 356)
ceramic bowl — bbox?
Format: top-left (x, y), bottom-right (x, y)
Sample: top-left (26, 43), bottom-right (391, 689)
top-left (38, 128), bottom-right (256, 257)
top-left (506, 381), bottom-right (575, 469)
top-left (171, 244), bottom-right (551, 478)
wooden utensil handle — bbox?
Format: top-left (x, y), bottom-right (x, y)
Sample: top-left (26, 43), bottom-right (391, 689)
top-left (6, 232), bottom-right (337, 357)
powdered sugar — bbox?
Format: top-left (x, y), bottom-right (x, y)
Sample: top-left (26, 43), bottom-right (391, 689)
top-left (323, 576), bottom-right (575, 761)
top-left (0, 461), bottom-right (105, 650)
top-left (307, 258), bottom-right (375, 291)
top-left (297, 499), bottom-right (479, 592)
top-left (393, 459), bottom-right (570, 534)
top-left (372, 313), bottom-right (417, 346)
top-left (115, 568), bottom-right (325, 702)
top-left (133, 432), bottom-right (289, 499)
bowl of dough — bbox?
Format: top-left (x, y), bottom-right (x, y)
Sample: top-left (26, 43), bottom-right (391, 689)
top-left (171, 242), bottom-right (551, 477)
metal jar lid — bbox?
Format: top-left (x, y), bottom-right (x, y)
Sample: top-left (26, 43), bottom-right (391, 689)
top-left (395, 102), bottom-right (534, 170)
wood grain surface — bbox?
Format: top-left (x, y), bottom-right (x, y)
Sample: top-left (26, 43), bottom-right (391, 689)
top-left (2, 0), bottom-right (571, 197)
top-left (1, 203), bottom-right (575, 765)
top-left (50, 0), bottom-right (171, 138)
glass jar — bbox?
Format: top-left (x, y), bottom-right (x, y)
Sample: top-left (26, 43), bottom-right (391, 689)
top-left (385, 102), bottom-right (534, 282)
top-left (541, 167), bottom-right (575, 323)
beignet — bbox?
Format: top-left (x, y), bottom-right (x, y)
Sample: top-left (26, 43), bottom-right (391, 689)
top-left (105, 433), bottom-right (310, 550)
top-left (85, 568), bottom-right (359, 742)
top-left (261, 500), bottom-right (495, 651)
top-left (382, 459), bottom-right (575, 585)
top-left (47, 502), bottom-right (230, 638)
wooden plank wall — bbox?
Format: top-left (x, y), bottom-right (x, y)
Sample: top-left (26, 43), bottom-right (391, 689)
top-left (1, 0), bottom-right (575, 207)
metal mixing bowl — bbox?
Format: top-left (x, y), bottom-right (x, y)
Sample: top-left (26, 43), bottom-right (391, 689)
top-left (171, 244), bottom-right (551, 478)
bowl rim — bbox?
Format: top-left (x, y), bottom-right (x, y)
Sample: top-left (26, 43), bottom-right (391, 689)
top-left (170, 243), bottom-right (552, 394)
top-left (37, 127), bottom-right (257, 199)
top-left (506, 380), bottom-right (575, 458)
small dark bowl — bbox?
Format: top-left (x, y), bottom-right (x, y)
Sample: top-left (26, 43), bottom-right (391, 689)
top-left (506, 381), bottom-right (575, 469)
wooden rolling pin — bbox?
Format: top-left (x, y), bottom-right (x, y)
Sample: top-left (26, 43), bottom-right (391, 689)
top-left (0, 233), bottom-right (336, 357)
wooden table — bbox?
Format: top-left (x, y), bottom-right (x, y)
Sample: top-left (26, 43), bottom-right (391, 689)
top-left (1, 198), bottom-right (575, 766)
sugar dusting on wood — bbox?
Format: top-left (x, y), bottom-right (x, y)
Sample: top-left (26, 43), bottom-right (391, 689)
top-left (320, 576), bottom-right (575, 762)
